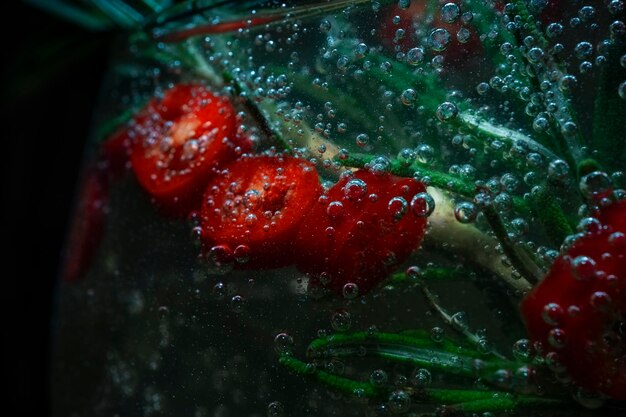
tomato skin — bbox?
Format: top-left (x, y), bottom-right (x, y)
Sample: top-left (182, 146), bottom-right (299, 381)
top-left (99, 126), bottom-right (132, 183)
top-left (295, 169), bottom-right (428, 297)
top-left (200, 155), bottom-right (323, 269)
top-left (521, 200), bottom-right (626, 400)
top-left (130, 84), bottom-right (249, 216)
top-left (62, 168), bottom-right (110, 283)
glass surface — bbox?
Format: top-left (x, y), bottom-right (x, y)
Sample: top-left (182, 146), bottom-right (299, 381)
top-left (53, 1), bottom-right (626, 416)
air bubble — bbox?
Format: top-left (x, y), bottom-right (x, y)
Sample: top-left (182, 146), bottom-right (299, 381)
top-left (331, 309), bottom-right (352, 332)
top-left (548, 159), bottom-right (570, 181)
top-left (406, 47), bottom-right (425, 65)
top-left (230, 295), bottom-right (245, 313)
top-left (342, 282), bottom-right (359, 299)
top-left (233, 245), bottom-right (251, 264)
top-left (548, 328), bottom-right (567, 348)
top-left (356, 133), bottom-right (369, 148)
top-left (580, 171), bottom-right (612, 199)
top-left (574, 41), bottom-right (593, 59)
top-left (512, 339), bottom-right (532, 361)
top-left (212, 282), bottom-right (226, 300)
top-left (401, 88), bottom-right (417, 106)
top-left (571, 255), bottom-right (597, 280)
top-left (327, 201), bottom-right (345, 219)
top-left (370, 369), bottom-right (388, 386)
top-left (412, 368), bottom-right (432, 387)
top-left (243, 189), bottom-right (261, 209)
top-left (267, 401), bottom-right (285, 417)
top-left (457, 27), bottom-right (471, 44)
top-left (431, 326), bottom-right (445, 342)
top-left (429, 28), bottom-right (451, 52)
top-left (344, 178), bottom-right (368, 201)
top-left (273, 333), bottom-right (294, 355)
top-left (319, 19), bottom-right (331, 33)
top-left (542, 303), bottom-right (564, 326)
top-left (441, 3), bottom-right (461, 23)
top-left (454, 201), bottom-right (477, 223)
top-left (476, 82), bottom-right (490, 95)
top-left (398, 148), bottom-right (417, 165)
top-left (410, 192), bottom-right (436, 217)
top-left (388, 196), bottom-right (408, 219)
top-left (436, 102), bottom-right (458, 121)
top-left (388, 390), bottom-right (411, 413)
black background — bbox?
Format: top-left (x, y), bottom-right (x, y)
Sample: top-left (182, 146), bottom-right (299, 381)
top-left (2, 3), bottom-right (111, 415)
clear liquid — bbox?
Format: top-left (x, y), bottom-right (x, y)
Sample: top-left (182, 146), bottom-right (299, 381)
top-left (53, 1), bottom-right (626, 416)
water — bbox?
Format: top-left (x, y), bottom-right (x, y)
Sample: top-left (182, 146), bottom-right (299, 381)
top-left (53, 1), bottom-right (625, 416)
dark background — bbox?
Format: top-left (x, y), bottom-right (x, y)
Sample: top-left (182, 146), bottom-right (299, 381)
top-left (2, 3), bottom-right (111, 415)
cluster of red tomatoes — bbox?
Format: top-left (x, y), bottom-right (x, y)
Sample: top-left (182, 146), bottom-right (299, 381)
top-left (64, 80), bottom-right (625, 400)
top-left (65, 84), bottom-right (428, 299)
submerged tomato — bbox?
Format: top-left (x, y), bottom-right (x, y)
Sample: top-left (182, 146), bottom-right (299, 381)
top-left (200, 155), bottom-right (322, 269)
top-left (62, 168), bottom-right (110, 283)
top-left (295, 169), bottom-right (428, 297)
top-left (130, 84), bottom-right (249, 216)
top-left (522, 199), bottom-right (626, 400)
top-left (99, 126), bottom-right (132, 183)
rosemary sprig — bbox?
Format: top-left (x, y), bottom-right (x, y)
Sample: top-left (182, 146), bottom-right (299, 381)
top-left (591, 40), bottom-right (626, 174)
top-left (279, 355), bottom-right (568, 412)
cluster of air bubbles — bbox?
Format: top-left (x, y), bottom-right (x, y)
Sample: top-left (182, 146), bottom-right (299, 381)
top-left (369, 156), bottom-right (392, 175)
top-left (397, 148), bottom-right (417, 165)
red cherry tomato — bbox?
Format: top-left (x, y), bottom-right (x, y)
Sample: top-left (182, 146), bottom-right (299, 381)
top-left (200, 155), bottom-right (322, 269)
top-left (295, 169), bottom-right (428, 297)
top-left (130, 84), bottom-right (249, 216)
top-left (62, 168), bottom-right (110, 283)
top-left (521, 199), bottom-right (626, 400)
top-left (99, 126), bottom-right (132, 183)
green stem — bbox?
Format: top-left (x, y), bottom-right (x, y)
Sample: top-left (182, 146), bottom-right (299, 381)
top-left (280, 356), bottom-right (566, 412)
top-left (528, 184), bottom-right (575, 246)
top-left (279, 356), bottom-right (381, 398)
top-left (420, 285), bottom-right (508, 359)
top-left (513, 0), bottom-right (585, 170)
top-left (307, 331), bottom-right (486, 362)
top-left (452, 396), bottom-right (565, 413)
